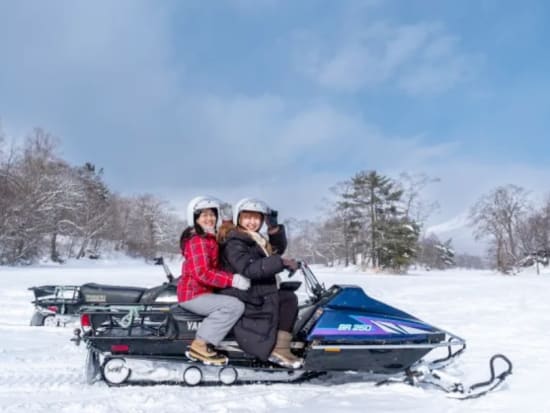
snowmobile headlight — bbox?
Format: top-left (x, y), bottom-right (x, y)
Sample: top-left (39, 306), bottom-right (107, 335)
top-left (302, 307), bottom-right (324, 333)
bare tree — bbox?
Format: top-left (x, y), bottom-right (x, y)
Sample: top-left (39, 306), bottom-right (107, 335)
top-left (469, 185), bottom-right (530, 273)
top-left (45, 160), bottom-right (82, 262)
top-left (1, 128), bottom-right (60, 263)
top-left (124, 195), bottom-right (183, 259)
top-left (399, 172), bottom-right (440, 231)
top-left (324, 181), bottom-right (361, 266)
top-left (100, 194), bottom-right (133, 251)
top-left (284, 218), bottom-right (321, 264)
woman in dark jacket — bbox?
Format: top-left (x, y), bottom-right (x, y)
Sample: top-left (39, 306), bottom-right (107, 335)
top-left (218, 198), bottom-right (302, 369)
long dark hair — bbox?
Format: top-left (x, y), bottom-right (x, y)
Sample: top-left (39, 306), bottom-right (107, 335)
top-left (180, 208), bottom-right (218, 251)
top-left (179, 224), bottom-right (206, 251)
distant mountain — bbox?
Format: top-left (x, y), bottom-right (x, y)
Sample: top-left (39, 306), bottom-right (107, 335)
top-left (426, 212), bottom-right (485, 255)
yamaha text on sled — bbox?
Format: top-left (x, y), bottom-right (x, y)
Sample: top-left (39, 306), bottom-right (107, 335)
top-left (74, 262), bottom-right (512, 400)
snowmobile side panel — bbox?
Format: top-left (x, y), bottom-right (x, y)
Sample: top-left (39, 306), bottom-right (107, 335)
top-left (304, 346), bottom-right (432, 373)
top-left (308, 308), bottom-right (442, 342)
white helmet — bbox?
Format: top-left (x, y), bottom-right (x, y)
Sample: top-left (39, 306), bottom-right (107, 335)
top-left (233, 198), bottom-right (269, 227)
top-left (186, 196), bottom-right (222, 227)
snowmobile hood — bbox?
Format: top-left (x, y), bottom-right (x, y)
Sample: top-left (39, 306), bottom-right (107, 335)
top-left (307, 285), bottom-right (444, 342)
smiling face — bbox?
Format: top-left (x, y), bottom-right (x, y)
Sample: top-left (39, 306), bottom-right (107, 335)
top-left (196, 208), bottom-right (217, 231)
top-left (238, 211), bottom-right (263, 232)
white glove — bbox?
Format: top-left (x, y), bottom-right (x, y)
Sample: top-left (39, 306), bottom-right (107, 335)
top-left (232, 273), bottom-right (250, 291)
top-left (275, 274), bottom-right (281, 289)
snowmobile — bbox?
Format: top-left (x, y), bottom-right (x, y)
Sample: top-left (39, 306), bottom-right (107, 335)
top-left (73, 262), bottom-right (512, 399)
top-left (29, 258), bottom-right (178, 327)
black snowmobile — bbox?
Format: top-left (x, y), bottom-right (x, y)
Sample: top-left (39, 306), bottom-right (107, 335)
top-left (73, 262), bottom-right (512, 399)
top-left (29, 258), bottom-right (178, 327)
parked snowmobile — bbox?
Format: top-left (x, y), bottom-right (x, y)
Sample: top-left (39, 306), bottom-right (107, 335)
top-left (29, 258), bottom-right (178, 327)
top-left (73, 262), bottom-right (512, 399)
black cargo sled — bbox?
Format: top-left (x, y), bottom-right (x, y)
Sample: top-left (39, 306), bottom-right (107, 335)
top-left (29, 258), bottom-right (178, 327)
top-left (74, 262), bottom-right (512, 399)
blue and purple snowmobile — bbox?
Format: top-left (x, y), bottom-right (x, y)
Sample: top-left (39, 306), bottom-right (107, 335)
top-left (73, 262), bottom-right (512, 399)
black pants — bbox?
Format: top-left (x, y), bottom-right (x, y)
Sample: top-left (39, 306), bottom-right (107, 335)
top-left (278, 290), bottom-right (298, 332)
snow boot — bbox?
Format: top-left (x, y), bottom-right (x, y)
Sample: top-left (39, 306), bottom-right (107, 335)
top-left (186, 339), bottom-right (228, 366)
top-left (268, 330), bottom-right (303, 369)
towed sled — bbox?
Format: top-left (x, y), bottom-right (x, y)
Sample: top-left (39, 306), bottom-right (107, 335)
top-left (29, 258), bottom-right (178, 327)
top-left (74, 262), bottom-right (512, 399)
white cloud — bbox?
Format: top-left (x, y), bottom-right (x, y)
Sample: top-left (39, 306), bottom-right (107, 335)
top-left (293, 19), bottom-right (479, 95)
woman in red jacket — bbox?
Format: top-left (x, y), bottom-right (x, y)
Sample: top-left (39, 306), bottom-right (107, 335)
top-left (178, 196), bottom-right (249, 366)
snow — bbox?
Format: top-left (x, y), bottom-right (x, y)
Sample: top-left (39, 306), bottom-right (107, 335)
top-left (1, 259), bottom-right (549, 413)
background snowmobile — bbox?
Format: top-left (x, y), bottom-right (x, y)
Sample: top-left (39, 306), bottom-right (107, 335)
top-left (74, 262), bottom-right (512, 399)
top-left (29, 258), bottom-right (178, 327)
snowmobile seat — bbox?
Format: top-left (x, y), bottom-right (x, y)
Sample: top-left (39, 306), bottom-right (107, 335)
top-left (80, 283), bottom-right (146, 304)
top-left (279, 281), bottom-right (302, 292)
top-left (139, 283), bottom-right (176, 304)
top-left (170, 304), bottom-right (205, 322)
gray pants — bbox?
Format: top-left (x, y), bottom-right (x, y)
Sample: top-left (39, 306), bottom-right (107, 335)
top-left (179, 294), bottom-right (244, 346)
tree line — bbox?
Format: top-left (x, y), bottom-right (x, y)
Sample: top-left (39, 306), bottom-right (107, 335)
top-left (0, 128), bottom-right (183, 264)
top-left (285, 175), bottom-right (550, 274)
top-left (284, 171), bottom-right (460, 272)
top-left (469, 185), bottom-right (550, 273)
top-left (2, 127), bottom-right (547, 273)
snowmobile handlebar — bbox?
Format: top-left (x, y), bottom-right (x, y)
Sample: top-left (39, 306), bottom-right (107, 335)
top-left (286, 260), bottom-right (327, 300)
top-left (154, 256), bottom-right (176, 284)
top-left (286, 260), bottom-right (303, 278)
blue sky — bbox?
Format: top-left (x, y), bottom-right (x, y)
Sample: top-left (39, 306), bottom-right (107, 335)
top-left (1, 0), bottom-right (549, 253)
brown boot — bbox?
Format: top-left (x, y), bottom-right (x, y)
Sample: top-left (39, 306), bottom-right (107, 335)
top-left (268, 330), bottom-right (303, 369)
top-left (186, 338), bottom-right (228, 366)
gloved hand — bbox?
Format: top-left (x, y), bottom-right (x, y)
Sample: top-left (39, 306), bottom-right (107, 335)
top-left (282, 258), bottom-right (299, 271)
top-left (232, 273), bottom-right (250, 291)
top-left (220, 202), bottom-right (233, 222)
top-left (265, 209), bottom-right (278, 228)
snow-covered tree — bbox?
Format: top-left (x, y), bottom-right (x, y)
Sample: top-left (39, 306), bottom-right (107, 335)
top-left (0, 128), bottom-right (184, 265)
top-left (284, 218), bottom-right (323, 264)
top-left (124, 195), bottom-right (183, 260)
top-left (418, 234), bottom-right (455, 270)
top-left (469, 185), bottom-right (530, 273)
top-left (0, 129), bottom-right (64, 263)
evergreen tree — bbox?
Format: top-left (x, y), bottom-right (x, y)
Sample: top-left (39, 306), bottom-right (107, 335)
top-left (379, 216), bottom-right (420, 271)
top-left (418, 234), bottom-right (455, 269)
top-left (344, 170), bottom-right (405, 268)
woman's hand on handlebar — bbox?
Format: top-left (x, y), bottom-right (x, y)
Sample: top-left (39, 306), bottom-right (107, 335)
top-left (282, 258), bottom-right (299, 271)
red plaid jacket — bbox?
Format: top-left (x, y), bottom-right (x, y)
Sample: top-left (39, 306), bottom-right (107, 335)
top-left (177, 233), bottom-right (234, 302)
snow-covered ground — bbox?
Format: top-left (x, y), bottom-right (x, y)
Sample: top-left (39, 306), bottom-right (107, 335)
top-left (0, 259), bottom-right (548, 413)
